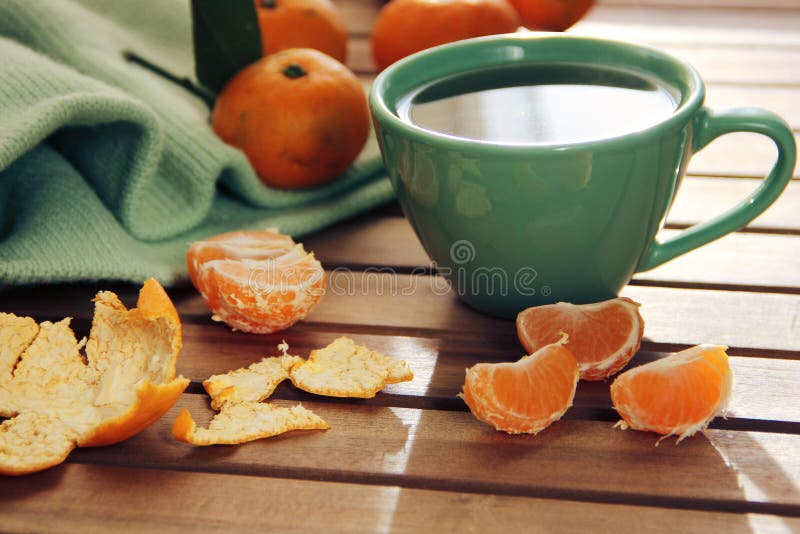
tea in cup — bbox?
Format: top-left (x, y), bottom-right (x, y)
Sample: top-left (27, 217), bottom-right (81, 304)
top-left (369, 34), bottom-right (797, 318)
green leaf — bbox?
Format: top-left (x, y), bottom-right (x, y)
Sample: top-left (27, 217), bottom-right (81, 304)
top-left (191, 0), bottom-right (262, 94)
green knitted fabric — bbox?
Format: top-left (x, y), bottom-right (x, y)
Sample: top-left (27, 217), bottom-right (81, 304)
top-left (0, 0), bottom-right (394, 286)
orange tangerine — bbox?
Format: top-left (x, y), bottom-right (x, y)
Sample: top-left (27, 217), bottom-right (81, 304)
top-left (187, 230), bottom-right (325, 334)
top-left (516, 298), bottom-right (644, 381)
top-left (610, 344), bottom-right (733, 443)
top-left (255, 0), bottom-right (348, 63)
top-left (508, 0), bottom-right (594, 31)
top-left (461, 339), bottom-right (579, 434)
top-left (370, 0), bottom-right (520, 72)
top-left (211, 48), bottom-right (369, 190)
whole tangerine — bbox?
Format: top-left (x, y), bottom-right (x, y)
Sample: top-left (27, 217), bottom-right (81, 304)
top-left (371, 0), bottom-right (520, 72)
top-left (507, 0), bottom-right (594, 31)
top-left (212, 48), bottom-right (370, 190)
top-left (254, 0), bottom-right (348, 62)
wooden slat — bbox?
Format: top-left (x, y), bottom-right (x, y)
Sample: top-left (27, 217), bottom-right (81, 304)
top-left (304, 213), bottom-right (800, 290)
top-left (0, 314), bottom-right (794, 425)
top-left (337, 0), bottom-right (800, 42)
top-left (669, 178), bottom-right (800, 232)
top-left (635, 230), bottom-right (800, 290)
top-left (337, 0), bottom-right (380, 36)
top-left (2, 463), bottom-right (795, 534)
top-left (580, 5), bottom-right (800, 36)
top-left (68, 396), bottom-right (800, 514)
top-left (686, 131), bottom-right (799, 180)
top-left (174, 324), bottom-right (800, 425)
top-left (349, 36), bottom-right (800, 86)
top-left (574, 7), bottom-right (800, 47)
top-left (308, 278), bottom-right (800, 353)
top-left (705, 85), bottom-right (800, 129)
top-left (4, 278), bottom-right (800, 354)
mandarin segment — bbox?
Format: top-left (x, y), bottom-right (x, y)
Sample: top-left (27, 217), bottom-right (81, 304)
top-left (289, 337), bottom-right (414, 398)
top-left (516, 298), bottom-right (644, 381)
top-left (610, 344), bottom-right (733, 443)
top-left (461, 342), bottom-right (579, 434)
top-left (187, 230), bottom-right (326, 334)
top-left (0, 279), bottom-right (189, 475)
top-left (171, 402), bottom-right (330, 446)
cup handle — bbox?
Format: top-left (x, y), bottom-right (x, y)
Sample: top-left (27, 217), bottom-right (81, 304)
top-left (637, 107), bottom-right (797, 272)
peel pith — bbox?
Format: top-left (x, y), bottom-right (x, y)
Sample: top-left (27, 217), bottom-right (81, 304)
top-left (0, 279), bottom-right (188, 475)
top-left (289, 337), bottom-right (414, 398)
top-left (172, 402), bottom-right (330, 446)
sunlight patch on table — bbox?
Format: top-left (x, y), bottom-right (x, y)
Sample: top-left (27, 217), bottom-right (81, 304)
top-left (707, 430), bottom-right (800, 506)
top-left (381, 336), bottom-right (439, 397)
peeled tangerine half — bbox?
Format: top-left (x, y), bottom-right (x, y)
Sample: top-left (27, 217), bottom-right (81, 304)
top-left (517, 298), bottom-right (644, 381)
top-left (610, 344), bottom-right (733, 444)
top-left (462, 339), bottom-right (579, 435)
top-left (0, 279), bottom-right (189, 475)
top-left (187, 229), bottom-right (325, 334)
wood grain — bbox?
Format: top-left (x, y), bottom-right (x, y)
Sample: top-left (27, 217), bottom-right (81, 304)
top-left (573, 8), bottom-right (800, 49)
top-left (2, 0), bottom-right (799, 529)
top-left (337, 0), bottom-right (800, 44)
top-left (2, 463), bottom-right (794, 534)
top-left (705, 85), bottom-right (800, 129)
top-left (67, 395), bottom-right (800, 515)
top-left (5, 279), bottom-right (800, 354)
top-left (303, 214), bottom-right (800, 291)
top-left (668, 178), bottom-right (800, 232)
top-left (172, 325), bottom-right (800, 425)
top-left (349, 36), bottom-right (800, 87)
top-left (308, 278), bottom-right (800, 353)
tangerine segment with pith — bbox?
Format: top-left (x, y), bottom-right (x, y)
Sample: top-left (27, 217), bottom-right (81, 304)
top-left (462, 341), bottom-right (579, 435)
top-left (187, 230), bottom-right (325, 334)
top-left (516, 298), bottom-right (644, 381)
top-left (610, 344), bottom-right (733, 443)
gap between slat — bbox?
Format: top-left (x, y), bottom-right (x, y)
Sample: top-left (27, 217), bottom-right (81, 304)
top-left (63, 453), bottom-right (800, 518)
top-left (178, 383), bottom-right (800, 436)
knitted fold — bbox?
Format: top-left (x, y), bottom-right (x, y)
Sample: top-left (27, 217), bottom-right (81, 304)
top-left (0, 0), bottom-right (393, 285)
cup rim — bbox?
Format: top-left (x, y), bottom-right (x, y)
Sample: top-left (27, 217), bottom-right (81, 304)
top-left (369, 33), bottom-right (705, 153)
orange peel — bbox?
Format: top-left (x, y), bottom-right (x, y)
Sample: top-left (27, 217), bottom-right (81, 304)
top-left (0, 279), bottom-right (189, 475)
top-left (289, 337), bottom-right (414, 398)
top-left (172, 402), bottom-right (329, 446)
top-left (203, 353), bottom-right (304, 410)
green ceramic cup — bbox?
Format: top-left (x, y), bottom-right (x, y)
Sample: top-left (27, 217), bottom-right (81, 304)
top-left (369, 33), bottom-right (797, 318)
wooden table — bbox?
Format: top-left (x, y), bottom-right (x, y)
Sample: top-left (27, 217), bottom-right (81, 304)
top-left (1, 0), bottom-right (799, 531)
